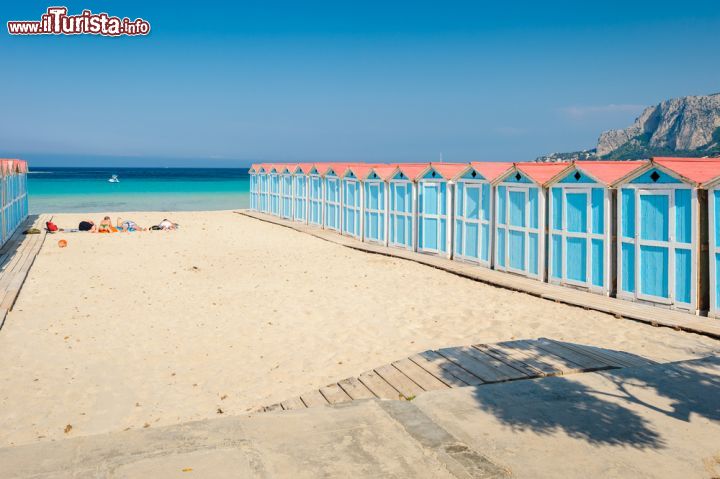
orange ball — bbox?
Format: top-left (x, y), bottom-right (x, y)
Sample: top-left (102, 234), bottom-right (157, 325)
top-left (58, 239), bottom-right (67, 248)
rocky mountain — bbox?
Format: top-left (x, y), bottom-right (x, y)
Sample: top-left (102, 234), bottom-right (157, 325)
top-left (537, 93), bottom-right (720, 162)
top-left (596, 93), bottom-right (720, 159)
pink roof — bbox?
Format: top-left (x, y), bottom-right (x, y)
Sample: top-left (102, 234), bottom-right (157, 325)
top-left (573, 160), bottom-right (649, 185)
top-left (320, 163), bottom-right (352, 176)
top-left (468, 162), bottom-right (514, 182)
top-left (428, 163), bottom-right (468, 180)
top-left (347, 164), bottom-right (374, 179)
top-left (292, 163), bottom-right (314, 174)
top-left (515, 162), bottom-right (572, 186)
top-left (652, 157), bottom-right (720, 185)
top-left (394, 163), bottom-right (430, 181)
top-left (371, 166), bottom-right (398, 181)
top-left (313, 163), bottom-right (333, 175)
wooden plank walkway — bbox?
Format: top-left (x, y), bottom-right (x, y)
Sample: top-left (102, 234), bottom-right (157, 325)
top-left (236, 210), bottom-right (720, 339)
top-left (0, 215), bottom-right (51, 329)
top-left (258, 337), bottom-right (655, 412)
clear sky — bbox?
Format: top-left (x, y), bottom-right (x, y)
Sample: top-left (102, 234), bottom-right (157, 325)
top-left (2, 1), bottom-right (719, 167)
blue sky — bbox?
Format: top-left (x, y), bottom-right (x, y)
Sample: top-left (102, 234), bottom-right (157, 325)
top-left (2, 1), bottom-right (719, 167)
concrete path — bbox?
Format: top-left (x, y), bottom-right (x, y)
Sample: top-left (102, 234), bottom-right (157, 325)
top-left (1, 398), bottom-right (507, 479)
top-left (3, 356), bottom-right (719, 478)
top-left (415, 355), bottom-right (720, 478)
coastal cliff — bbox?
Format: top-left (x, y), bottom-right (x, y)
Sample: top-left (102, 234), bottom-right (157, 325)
top-left (597, 93), bottom-right (720, 159)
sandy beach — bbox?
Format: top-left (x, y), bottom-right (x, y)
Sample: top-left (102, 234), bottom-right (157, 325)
top-left (0, 210), bottom-right (718, 448)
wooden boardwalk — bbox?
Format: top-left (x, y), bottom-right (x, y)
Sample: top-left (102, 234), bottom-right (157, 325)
top-left (260, 337), bottom-right (656, 411)
top-left (0, 214), bottom-right (51, 329)
top-left (237, 210), bottom-right (720, 339)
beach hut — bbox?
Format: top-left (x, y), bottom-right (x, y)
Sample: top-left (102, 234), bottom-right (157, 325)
top-left (614, 157), bottom-right (716, 313)
top-left (340, 164), bottom-right (367, 239)
top-left (388, 164), bottom-right (426, 251)
top-left (307, 164), bottom-right (324, 226)
top-left (279, 165), bottom-right (294, 219)
top-left (415, 163), bottom-right (467, 257)
top-left (292, 164), bottom-right (312, 223)
top-left (248, 164), bottom-right (259, 211)
top-left (321, 164), bottom-right (347, 232)
top-left (363, 166), bottom-right (396, 245)
top-left (0, 159), bottom-right (29, 244)
top-left (545, 160), bottom-right (647, 295)
top-left (493, 162), bottom-right (569, 280)
top-left (452, 162), bottom-right (512, 265)
top-left (706, 170), bottom-right (720, 318)
top-left (257, 165), bottom-right (270, 213)
top-left (268, 165), bottom-right (281, 216)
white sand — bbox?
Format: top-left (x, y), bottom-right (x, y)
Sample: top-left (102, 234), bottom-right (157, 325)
top-left (0, 210), bottom-right (718, 447)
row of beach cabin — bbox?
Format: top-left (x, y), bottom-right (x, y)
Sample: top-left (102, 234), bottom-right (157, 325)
top-left (0, 159), bottom-right (29, 246)
top-left (248, 158), bottom-right (720, 319)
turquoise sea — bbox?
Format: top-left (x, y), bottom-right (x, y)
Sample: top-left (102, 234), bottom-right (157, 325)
top-left (28, 167), bottom-right (250, 214)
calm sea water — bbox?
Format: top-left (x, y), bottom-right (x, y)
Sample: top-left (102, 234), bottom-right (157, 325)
top-left (29, 167), bottom-right (250, 214)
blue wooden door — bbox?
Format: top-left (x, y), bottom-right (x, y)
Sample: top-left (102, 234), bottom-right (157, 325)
top-left (564, 189), bottom-right (590, 286)
top-left (637, 190), bottom-right (671, 301)
top-left (364, 182), bottom-right (384, 243)
top-left (325, 178), bottom-right (340, 230)
top-left (454, 183), bottom-right (482, 260)
top-left (282, 176), bottom-right (293, 218)
top-left (418, 182), bottom-right (443, 253)
top-left (270, 174), bottom-right (280, 215)
top-left (342, 180), bottom-right (360, 237)
top-left (294, 176), bottom-right (306, 221)
top-left (390, 182), bottom-right (413, 249)
top-left (309, 176), bottom-right (322, 225)
top-left (507, 187), bottom-right (527, 273)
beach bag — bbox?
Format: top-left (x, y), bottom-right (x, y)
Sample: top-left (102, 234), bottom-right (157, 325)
top-left (46, 221), bottom-right (58, 232)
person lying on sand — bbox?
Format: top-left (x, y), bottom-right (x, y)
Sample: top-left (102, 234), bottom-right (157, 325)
top-left (154, 219), bottom-right (178, 231)
top-left (116, 217), bottom-right (145, 232)
top-left (97, 216), bottom-right (118, 233)
top-left (78, 220), bottom-right (96, 232)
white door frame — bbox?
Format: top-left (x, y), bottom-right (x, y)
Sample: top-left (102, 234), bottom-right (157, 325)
top-left (505, 186), bottom-right (530, 275)
top-left (324, 176), bottom-right (341, 231)
top-left (281, 173), bottom-right (293, 219)
top-left (389, 180), bottom-right (414, 250)
top-left (259, 173), bottom-right (268, 212)
top-left (342, 178), bottom-right (361, 238)
top-left (562, 187), bottom-right (592, 288)
top-left (616, 183), bottom-right (697, 311)
top-left (293, 174), bottom-right (307, 223)
top-left (364, 180), bottom-right (385, 244)
top-left (308, 174), bottom-right (322, 226)
top-left (417, 180), bottom-right (444, 254)
top-left (269, 173), bottom-right (281, 216)
top-left (495, 183), bottom-right (544, 280)
top-left (635, 188), bottom-right (673, 304)
top-left (454, 180), bottom-right (485, 264)
top-left (548, 184), bottom-right (611, 295)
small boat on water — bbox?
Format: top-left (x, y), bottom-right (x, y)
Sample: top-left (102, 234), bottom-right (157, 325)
top-left (108, 174), bottom-right (120, 183)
